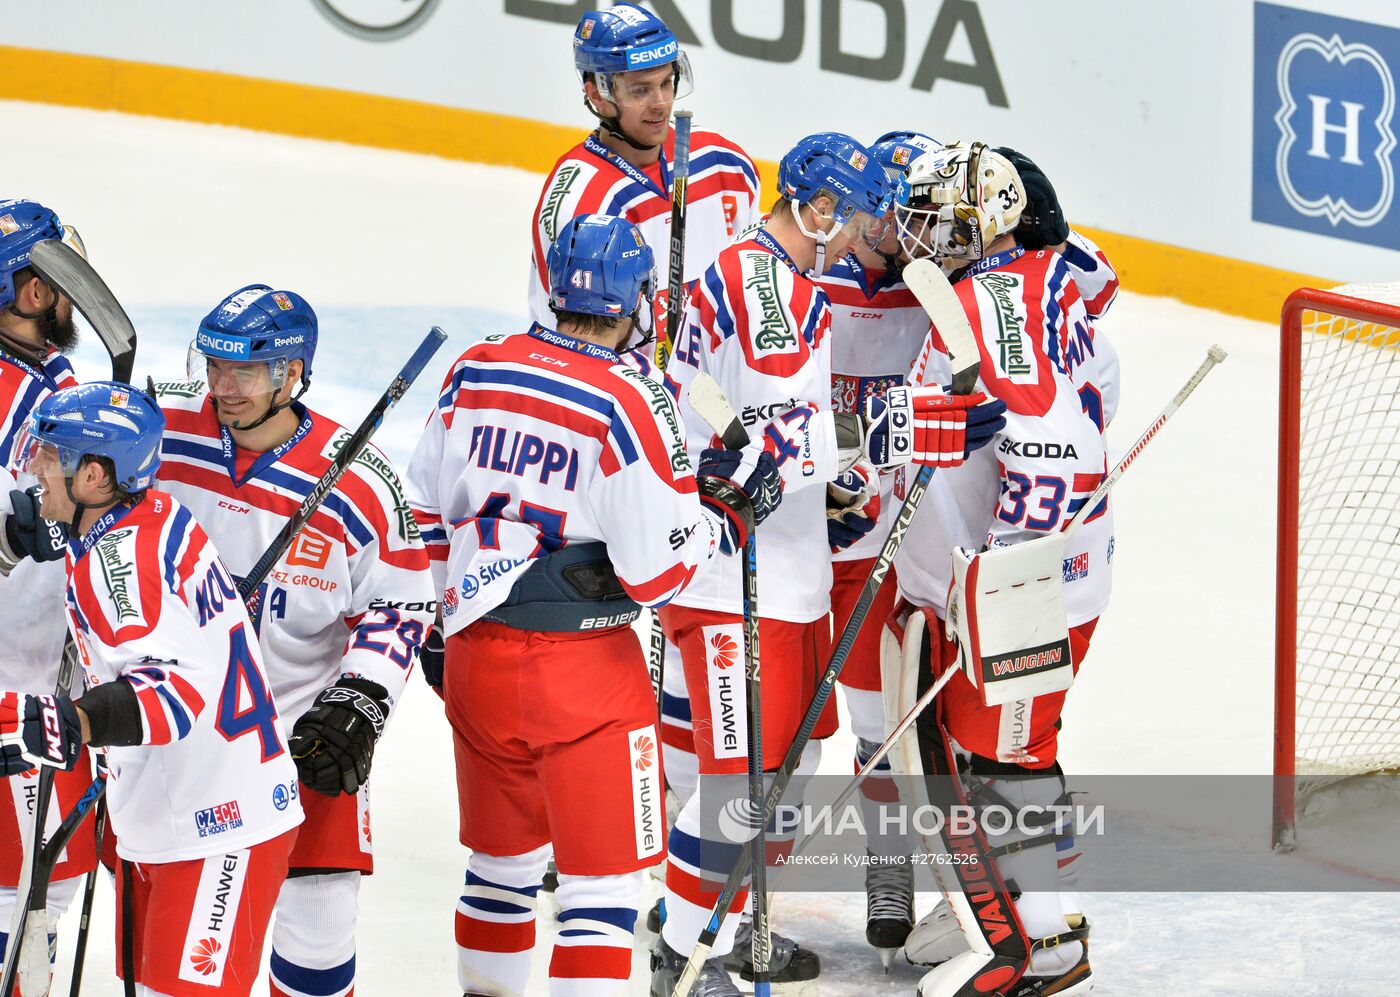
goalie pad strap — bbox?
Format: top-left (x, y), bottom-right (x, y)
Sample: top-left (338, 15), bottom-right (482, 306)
top-left (913, 623), bottom-right (1033, 988)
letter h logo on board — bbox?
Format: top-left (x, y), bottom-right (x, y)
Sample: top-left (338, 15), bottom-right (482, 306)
top-left (1252, 3), bottom-right (1399, 249)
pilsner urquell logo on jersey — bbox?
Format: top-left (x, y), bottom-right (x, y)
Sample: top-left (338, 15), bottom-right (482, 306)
top-left (541, 164), bottom-right (582, 241)
top-left (97, 530), bottom-right (141, 623)
top-left (979, 273), bottom-right (1032, 378)
top-left (745, 254), bottom-right (795, 351)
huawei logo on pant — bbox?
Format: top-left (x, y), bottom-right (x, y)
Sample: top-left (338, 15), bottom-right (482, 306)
top-left (632, 733), bottom-right (657, 771)
top-left (189, 937), bottom-right (222, 976)
top-left (708, 632), bottom-right (739, 669)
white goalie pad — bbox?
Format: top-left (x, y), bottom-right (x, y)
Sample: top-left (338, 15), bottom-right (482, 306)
top-left (881, 602), bottom-right (927, 778)
top-left (948, 536), bottom-right (1074, 707)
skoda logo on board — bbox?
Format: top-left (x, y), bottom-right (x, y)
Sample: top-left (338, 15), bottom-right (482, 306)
top-left (311, 0), bottom-right (440, 41)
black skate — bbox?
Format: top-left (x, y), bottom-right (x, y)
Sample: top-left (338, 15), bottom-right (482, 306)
top-left (865, 852), bottom-right (915, 971)
top-left (651, 937), bottom-right (742, 997)
top-left (723, 915), bottom-right (821, 983)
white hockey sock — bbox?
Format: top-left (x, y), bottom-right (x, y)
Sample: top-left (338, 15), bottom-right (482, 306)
top-left (269, 871), bottom-right (360, 997)
top-left (549, 870), bottom-right (644, 996)
top-left (660, 640), bottom-right (698, 805)
top-left (457, 844), bottom-right (551, 996)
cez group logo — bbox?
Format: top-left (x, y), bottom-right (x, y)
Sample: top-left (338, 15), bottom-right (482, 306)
top-left (1253, 3), bottom-right (1399, 249)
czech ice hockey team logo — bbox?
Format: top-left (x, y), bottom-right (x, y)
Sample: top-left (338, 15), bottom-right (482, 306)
top-left (189, 938), bottom-right (222, 976)
top-left (580, 17), bottom-right (595, 39)
top-left (893, 145), bottom-right (913, 166)
top-left (271, 292), bottom-right (294, 311)
top-left (633, 733), bottom-right (656, 770)
top-left (708, 632), bottom-right (738, 669)
top-left (849, 150), bottom-right (869, 171)
top-left (0, 215), bottom-right (16, 236)
top-left (1253, 4), bottom-right (1399, 249)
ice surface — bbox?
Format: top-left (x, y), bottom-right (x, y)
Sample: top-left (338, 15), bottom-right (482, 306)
top-left (4, 100), bottom-right (1398, 996)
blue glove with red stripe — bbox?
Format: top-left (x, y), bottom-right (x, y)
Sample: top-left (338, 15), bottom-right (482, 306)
top-left (827, 459), bottom-right (881, 552)
top-left (0, 691), bottom-right (82, 774)
top-left (697, 446), bottom-right (782, 554)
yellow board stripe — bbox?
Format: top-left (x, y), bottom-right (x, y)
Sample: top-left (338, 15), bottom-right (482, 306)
top-left (3, 44), bottom-right (1336, 325)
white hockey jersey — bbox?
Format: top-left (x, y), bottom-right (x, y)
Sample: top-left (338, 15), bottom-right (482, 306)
top-left (527, 127), bottom-right (761, 332)
top-left (66, 491), bottom-right (303, 863)
top-left (666, 231), bottom-right (840, 623)
top-left (404, 324), bottom-right (723, 636)
top-left (1059, 231), bottom-right (1121, 428)
top-left (814, 254), bottom-right (930, 563)
top-left (0, 349), bottom-right (78, 694)
top-left (898, 246), bottom-right (1114, 628)
top-left (153, 387), bottom-right (434, 725)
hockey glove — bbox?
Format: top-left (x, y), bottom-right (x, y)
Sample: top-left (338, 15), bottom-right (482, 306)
top-left (419, 625), bottom-right (446, 698)
top-left (0, 692), bottom-right (83, 775)
top-left (826, 459), bottom-right (881, 552)
top-left (994, 146), bottom-right (1070, 251)
top-left (0, 487), bottom-right (68, 574)
top-left (696, 446), bottom-right (782, 554)
top-left (288, 677), bottom-right (389, 796)
top-left (904, 388), bottom-right (1007, 467)
top-left (862, 387), bottom-right (1007, 469)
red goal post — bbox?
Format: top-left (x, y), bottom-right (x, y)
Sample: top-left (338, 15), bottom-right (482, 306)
top-left (1275, 283), bottom-right (1400, 851)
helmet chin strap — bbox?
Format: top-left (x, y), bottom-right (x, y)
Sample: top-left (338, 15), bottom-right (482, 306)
top-left (583, 97), bottom-right (659, 154)
top-left (791, 200), bottom-right (845, 277)
top-left (6, 284), bottom-right (62, 351)
top-left (212, 382), bottom-right (309, 433)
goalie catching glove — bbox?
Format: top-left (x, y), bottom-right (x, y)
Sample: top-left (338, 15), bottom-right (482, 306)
top-left (839, 386), bottom-right (1006, 471)
top-left (827, 458), bottom-right (881, 552)
top-left (0, 691), bottom-right (82, 775)
top-left (289, 677), bottom-right (390, 796)
top-left (696, 445), bottom-right (782, 554)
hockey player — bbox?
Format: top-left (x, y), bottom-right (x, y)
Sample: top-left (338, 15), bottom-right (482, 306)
top-left (653, 132), bottom-right (1006, 995)
top-left (0, 198), bottom-right (97, 985)
top-left (529, 2), bottom-right (760, 367)
top-left (405, 213), bottom-right (781, 997)
top-left (885, 142), bottom-right (1111, 996)
top-left (7, 381), bottom-right (303, 997)
top-left (812, 130), bottom-right (942, 965)
top-left (529, 1), bottom-right (761, 856)
top-left (153, 284), bottom-right (434, 997)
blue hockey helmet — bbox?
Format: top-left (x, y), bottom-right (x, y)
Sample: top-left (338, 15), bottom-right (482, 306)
top-left (21, 381), bottom-right (164, 492)
top-left (547, 214), bottom-right (656, 320)
top-left (574, 4), bottom-right (692, 105)
top-left (189, 284), bottom-right (317, 393)
top-left (777, 133), bottom-right (893, 224)
top-left (0, 199), bottom-right (64, 310)
top-left (870, 131), bottom-right (943, 179)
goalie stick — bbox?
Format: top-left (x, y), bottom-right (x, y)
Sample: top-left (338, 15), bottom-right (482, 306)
top-left (785, 345), bottom-right (1231, 869)
top-left (648, 108), bottom-right (694, 730)
top-left (688, 373), bottom-right (771, 994)
top-left (671, 259), bottom-right (982, 997)
top-left (2, 326), bottom-right (447, 997)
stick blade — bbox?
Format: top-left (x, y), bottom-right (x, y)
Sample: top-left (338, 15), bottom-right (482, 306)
top-left (687, 373), bottom-right (748, 448)
top-left (28, 240), bottom-right (137, 383)
top-left (903, 258), bottom-right (980, 395)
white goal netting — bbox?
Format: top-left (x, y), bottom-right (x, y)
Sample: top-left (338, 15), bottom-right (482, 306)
top-left (1291, 281), bottom-right (1400, 795)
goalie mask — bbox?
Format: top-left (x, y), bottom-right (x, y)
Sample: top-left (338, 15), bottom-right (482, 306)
top-left (894, 141), bottom-right (1025, 264)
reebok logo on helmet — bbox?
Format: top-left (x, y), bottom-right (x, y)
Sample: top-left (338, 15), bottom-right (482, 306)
top-left (273, 335), bottom-right (304, 348)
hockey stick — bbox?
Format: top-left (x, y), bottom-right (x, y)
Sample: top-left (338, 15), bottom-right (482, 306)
top-left (65, 794), bottom-right (104, 997)
top-left (671, 260), bottom-right (982, 996)
top-left (2, 243), bottom-right (139, 997)
top-left (648, 108), bottom-right (694, 730)
top-left (238, 326), bottom-right (447, 609)
top-left (28, 241), bottom-right (137, 384)
top-left (688, 374), bottom-right (770, 994)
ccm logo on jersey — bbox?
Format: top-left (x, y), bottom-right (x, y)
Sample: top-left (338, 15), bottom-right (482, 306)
top-left (529, 352), bottom-right (569, 367)
top-left (998, 439), bottom-right (1079, 459)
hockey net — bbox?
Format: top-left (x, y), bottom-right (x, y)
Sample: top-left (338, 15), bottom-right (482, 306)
top-left (1275, 282), bottom-right (1400, 850)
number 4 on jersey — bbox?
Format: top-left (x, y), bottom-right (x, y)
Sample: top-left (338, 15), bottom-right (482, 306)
top-left (214, 623), bottom-right (284, 761)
